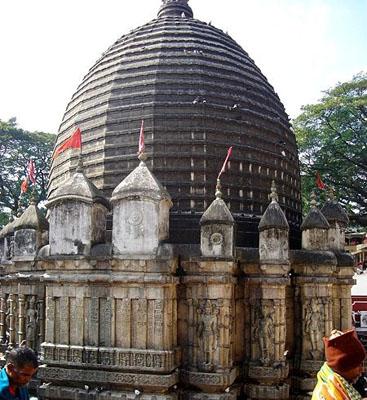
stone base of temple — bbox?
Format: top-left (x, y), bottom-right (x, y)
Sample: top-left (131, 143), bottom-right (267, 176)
top-left (180, 386), bottom-right (240, 399)
top-left (180, 368), bottom-right (238, 392)
top-left (38, 384), bottom-right (241, 400)
top-left (244, 383), bottom-right (289, 400)
top-left (37, 366), bottom-right (178, 394)
top-left (292, 376), bottom-right (317, 399)
top-left (38, 384), bottom-right (178, 400)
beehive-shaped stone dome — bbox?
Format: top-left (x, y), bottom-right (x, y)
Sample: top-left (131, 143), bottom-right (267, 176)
top-left (49, 0), bottom-right (302, 247)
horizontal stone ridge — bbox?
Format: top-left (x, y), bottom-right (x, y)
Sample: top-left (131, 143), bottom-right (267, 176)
top-left (49, 11), bottom-right (301, 246)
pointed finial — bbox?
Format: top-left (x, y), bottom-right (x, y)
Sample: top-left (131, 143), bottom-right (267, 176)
top-left (310, 191), bottom-right (317, 208)
top-left (30, 189), bottom-right (38, 205)
top-left (17, 209), bottom-right (22, 218)
top-left (269, 180), bottom-right (278, 203)
top-left (327, 186), bottom-right (336, 201)
top-left (138, 151), bottom-right (148, 163)
top-left (215, 179), bottom-right (222, 199)
top-left (76, 153), bottom-right (84, 173)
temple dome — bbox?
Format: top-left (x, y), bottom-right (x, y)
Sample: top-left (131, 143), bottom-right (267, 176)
top-left (49, 0), bottom-right (302, 247)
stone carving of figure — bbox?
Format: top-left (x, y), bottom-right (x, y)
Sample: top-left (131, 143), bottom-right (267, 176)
top-left (304, 298), bottom-right (323, 359)
top-left (253, 301), bottom-right (275, 366)
top-left (26, 296), bottom-right (38, 350)
top-left (197, 300), bottom-right (219, 371)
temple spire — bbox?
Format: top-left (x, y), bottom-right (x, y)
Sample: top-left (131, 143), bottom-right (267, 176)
top-left (158, 0), bottom-right (194, 18)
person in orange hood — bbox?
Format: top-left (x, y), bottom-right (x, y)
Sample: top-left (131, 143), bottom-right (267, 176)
top-left (312, 329), bottom-right (366, 399)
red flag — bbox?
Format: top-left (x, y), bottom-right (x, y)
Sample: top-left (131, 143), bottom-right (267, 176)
top-left (27, 159), bottom-right (36, 184)
top-left (316, 172), bottom-right (325, 190)
top-left (138, 120), bottom-right (145, 154)
top-left (217, 147), bottom-right (233, 179)
top-left (20, 178), bottom-right (28, 194)
top-left (53, 128), bottom-right (82, 159)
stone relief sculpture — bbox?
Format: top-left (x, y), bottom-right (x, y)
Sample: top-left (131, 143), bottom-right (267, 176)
top-left (126, 211), bottom-right (144, 239)
top-left (196, 300), bottom-right (219, 372)
top-left (26, 295), bottom-right (38, 350)
top-left (304, 298), bottom-right (323, 359)
top-left (253, 300), bottom-right (275, 366)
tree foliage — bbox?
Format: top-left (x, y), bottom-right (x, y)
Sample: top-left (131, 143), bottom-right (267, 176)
top-left (294, 72), bottom-right (367, 225)
top-left (0, 118), bottom-right (55, 226)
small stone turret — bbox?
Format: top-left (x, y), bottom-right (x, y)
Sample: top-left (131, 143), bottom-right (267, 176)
top-left (111, 155), bottom-right (172, 256)
top-left (258, 181), bottom-right (289, 263)
top-left (13, 194), bottom-right (49, 258)
top-left (321, 191), bottom-right (349, 251)
top-left (47, 158), bottom-right (110, 256)
top-left (200, 179), bottom-right (235, 258)
top-left (301, 192), bottom-right (330, 250)
top-left (0, 216), bottom-right (17, 261)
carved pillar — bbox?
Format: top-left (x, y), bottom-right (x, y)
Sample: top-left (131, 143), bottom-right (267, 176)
top-left (244, 182), bottom-right (290, 400)
top-left (38, 298), bottom-right (45, 348)
top-left (320, 197), bottom-right (353, 333)
top-left (18, 294), bottom-right (26, 345)
top-left (7, 293), bottom-right (16, 347)
top-left (245, 281), bottom-right (290, 400)
top-left (180, 259), bottom-right (239, 398)
top-left (330, 254), bottom-right (354, 333)
top-left (292, 196), bottom-right (337, 397)
top-left (0, 294), bottom-right (6, 343)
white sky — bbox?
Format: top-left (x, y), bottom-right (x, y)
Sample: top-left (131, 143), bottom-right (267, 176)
top-left (0, 0), bottom-right (366, 134)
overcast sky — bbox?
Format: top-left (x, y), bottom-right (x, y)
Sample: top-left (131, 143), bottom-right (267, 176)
top-left (0, 0), bottom-right (366, 134)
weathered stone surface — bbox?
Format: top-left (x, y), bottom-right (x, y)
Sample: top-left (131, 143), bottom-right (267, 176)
top-left (37, 366), bottom-right (178, 390)
top-left (245, 383), bottom-right (289, 400)
top-left (39, 384), bottom-right (178, 400)
top-left (259, 186), bottom-right (289, 265)
top-left (321, 200), bottom-right (349, 226)
top-left (14, 229), bottom-right (38, 257)
top-left (321, 200), bottom-right (349, 251)
top-left (180, 387), bottom-right (239, 400)
top-left (200, 194), bottom-right (235, 258)
top-left (112, 161), bottom-right (172, 256)
top-left (258, 202), bottom-right (289, 233)
top-left (180, 368), bottom-right (238, 392)
top-left (301, 203), bottom-right (330, 251)
top-left (47, 165), bottom-right (110, 256)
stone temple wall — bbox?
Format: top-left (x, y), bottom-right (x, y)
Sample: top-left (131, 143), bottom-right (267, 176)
top-left (0, 160), bottom-right (354, 400)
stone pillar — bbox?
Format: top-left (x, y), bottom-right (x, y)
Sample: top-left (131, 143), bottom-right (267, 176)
top-left (200, 180), bottom-right (235, 258)
top-left (244, 182), bottom-right (290, 400)
top-left (292, 193), bottom-right (336, 398)
top-left (7, 293), bottom-right (16, 347)
top-left (321, 195), bottom-right (354, 332)
top-left (0, 237), bottom-right (4, 261)
top-left (18, 294), bottom-right (26, 345)
top-left (179, 259), bottom-right (239, 399)
top-left (111, 154), bottom-right (172, 256)
top-left (13, 195), bottom-right (49, 258)
top-left (0, 294), bottom-right (6, 343)
top-left (320, 194), bottom-right (349, 252)
top-left (47, 158), bottom-right (110, 256)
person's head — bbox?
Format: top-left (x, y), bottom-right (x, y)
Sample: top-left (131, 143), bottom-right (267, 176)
top-left (324, 329), bottom-right (366, 383)
top-left (5, 346), bottom-right (38, 387)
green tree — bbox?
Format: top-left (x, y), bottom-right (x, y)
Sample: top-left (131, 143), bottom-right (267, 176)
top-left (0, 119), bottom-right (55, 226)
top-left (294, 72), bottom-right (367, 225)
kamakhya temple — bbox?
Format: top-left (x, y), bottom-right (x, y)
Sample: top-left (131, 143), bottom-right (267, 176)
top-left (0, 1), bottom-right (355, 399)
